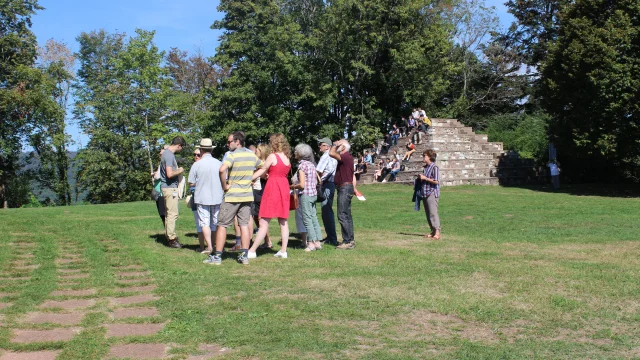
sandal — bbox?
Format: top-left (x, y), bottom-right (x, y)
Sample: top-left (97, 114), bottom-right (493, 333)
top-left (424, 234), bottom-right (434, 239)
top-left (304, 245), bottom-right (316, 252)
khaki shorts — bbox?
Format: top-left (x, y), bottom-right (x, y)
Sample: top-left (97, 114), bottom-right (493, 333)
top-left (217, 201), bottom-right (252, 227)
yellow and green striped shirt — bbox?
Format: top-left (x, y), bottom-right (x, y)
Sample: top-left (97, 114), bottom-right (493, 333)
top-left (223, 148), bottom-right (264, 203)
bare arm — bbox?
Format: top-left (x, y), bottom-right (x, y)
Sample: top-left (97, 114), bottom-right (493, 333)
top-left (166, 165), bottom-right (183, 179)
top-left (219, 163), bottom-right (230, 191)
top-left (291, 169), bottom-right (306, 190)
top-left (329, 142), bottom-right (342, 161)
top-left (252, 154), bottom-right (275, 181)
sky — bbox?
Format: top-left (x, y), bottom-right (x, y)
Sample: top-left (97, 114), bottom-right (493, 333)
top-left (30, 0), bottom-right (514, 150)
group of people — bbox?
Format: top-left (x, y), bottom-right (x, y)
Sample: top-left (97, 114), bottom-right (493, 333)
top-left (152, 132), bottom-right (360, 266)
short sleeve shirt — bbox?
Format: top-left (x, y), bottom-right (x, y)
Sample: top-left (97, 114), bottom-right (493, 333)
top-left (160, 150), bottom-right (178, 189)
top-left (316, 151), bottom-right (337, 182)
top-left (298, 160), bottom-right (317, 196)
top-left (334, 151), bottom-right (354, 186)
top-left (223, 148), bottom-right (264, 203)
top-left (188, 154), bottom-right (224, 205)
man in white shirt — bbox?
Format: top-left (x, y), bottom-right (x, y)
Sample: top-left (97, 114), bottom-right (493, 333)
top-left (316, 137), bottom-right (338, 246)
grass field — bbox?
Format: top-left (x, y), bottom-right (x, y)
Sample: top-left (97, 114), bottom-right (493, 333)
top-left (1, 184), bottom-right (639, 359)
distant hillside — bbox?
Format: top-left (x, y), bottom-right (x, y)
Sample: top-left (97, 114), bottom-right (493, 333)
top-left (21, 151), bottom-right (87, 204)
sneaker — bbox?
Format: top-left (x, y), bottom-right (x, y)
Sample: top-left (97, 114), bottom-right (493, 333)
top-left (274, 251), bottom-right (288, 259)
top-left (237, 255), bottom-right (249, 265)
top-left (202, 255), bottom-right (222, 265)
top-left (168, 240), bottom-right (182, 249)
top-left (336, 242), bottom-right (355, 250)
top-left (247, 251), bottom-right (257, 259)
top-left (229, 244), bottom-right (241, 252)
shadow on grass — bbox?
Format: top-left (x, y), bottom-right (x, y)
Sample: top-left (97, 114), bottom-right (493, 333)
top-left (503, 183), bottom-right (640, 198)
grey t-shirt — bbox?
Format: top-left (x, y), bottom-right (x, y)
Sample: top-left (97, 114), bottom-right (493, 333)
top-left (160, 150), bottom-right (179, 189)
top-left (187, 154), bottom-right (224, 205)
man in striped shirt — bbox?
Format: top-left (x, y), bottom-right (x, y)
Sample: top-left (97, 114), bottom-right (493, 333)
top-left (208, 131), bottom-right (264, 266)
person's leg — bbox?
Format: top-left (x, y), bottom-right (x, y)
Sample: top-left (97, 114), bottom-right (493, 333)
top-left (307, 197), bottom-right (323, 248)
top-left (249, 217), bottom-right (271, 254)
top-left (156, 198), bottom-right (166, 227)
top-left (197, 205), bottom-right (212, 253)
top-left (278, 218), bottom-right (289, 255)
top-left (336, 184), bottom-right (355, 246)
top-left (236, 203), bottom-right (252, 263)
top-left (320, 182), bottom-right (337, 245)
top-left (230, 216), bottom-right (241, 251)
top-left (193, 209), bottom-right (204, 251)
top-left (426, 194), bottom-right (440, 238)
top-left (552, 175), bottom-right (560, 190)
top-left (162, 188), bottom-right (180, 246)
top-left (422, 196), bottom-right (434, 237)
top-left (214, 202), bottom-right (236, 255)
top-left (300, 195), bottom-right (317, 251)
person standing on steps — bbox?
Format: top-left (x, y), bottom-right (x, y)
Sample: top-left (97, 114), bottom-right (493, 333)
top-left (160, 136), bottom-right (186, 249)
top-left (419, 149), bottom-right (441, 240)
top-left (316, 137), bottom-right (338, 246)
top-left (330, 139), bottom-right (357, 250)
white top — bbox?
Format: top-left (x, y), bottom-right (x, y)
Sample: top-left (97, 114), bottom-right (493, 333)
top-left (316, 150), bottom-right (337, 182)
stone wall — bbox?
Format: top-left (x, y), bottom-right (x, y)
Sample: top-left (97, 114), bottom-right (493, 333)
top-left (359, 118), bottom-right (538, 186)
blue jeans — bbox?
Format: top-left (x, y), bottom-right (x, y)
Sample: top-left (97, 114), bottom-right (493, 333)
top-left (389, 169), bottom-right (400, 181)
top-left (321, 182), bottom-right (338, 244)
top-left (336, 183), bottom-right (354, 243)
top-left (391, 134), bottom-right (399, 145)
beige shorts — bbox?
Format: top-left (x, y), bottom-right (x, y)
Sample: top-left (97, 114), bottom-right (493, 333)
top-left (217, 201), bottom-right (252, 228)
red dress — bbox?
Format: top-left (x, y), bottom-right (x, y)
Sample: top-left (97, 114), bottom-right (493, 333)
top-left (259, 154), bottom-right (291, 219)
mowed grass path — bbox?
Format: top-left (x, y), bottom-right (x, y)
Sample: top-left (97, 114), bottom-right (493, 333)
top-left (1, 184), bottom-right (639, 359)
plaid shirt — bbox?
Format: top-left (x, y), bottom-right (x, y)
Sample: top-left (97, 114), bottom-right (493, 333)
top-left (422, 163), bottom-right (440, 198)
top-left (298, 160), bottom-right (317, 196)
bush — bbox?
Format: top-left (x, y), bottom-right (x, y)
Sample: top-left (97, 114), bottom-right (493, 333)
top-left (485, 113), bottom-right (550, 163)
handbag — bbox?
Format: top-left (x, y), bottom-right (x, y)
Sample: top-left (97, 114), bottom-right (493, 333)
top-left (289, 190), bottom-right (298, 210)
top-left (316, 173), bottom-right (326, 203)
top-left (151, 179), bottom-right (162, 201)
top-left (289, 166), bottom-right (299, 210)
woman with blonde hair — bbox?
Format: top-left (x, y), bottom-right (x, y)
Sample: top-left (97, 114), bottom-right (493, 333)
top-left (291, 143), bottom-right (323, 251)
top-left (250, 143), bottom-right (273, 248)
top-left (248, 134), bottom-right (291, 258)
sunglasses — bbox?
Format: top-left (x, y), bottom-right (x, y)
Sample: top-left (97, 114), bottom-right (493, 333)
top-left (194, 153), bottom-right (202, 157)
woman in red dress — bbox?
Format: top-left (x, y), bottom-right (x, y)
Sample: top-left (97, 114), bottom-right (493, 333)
top-left (248, 134), bottom-right (292, 259)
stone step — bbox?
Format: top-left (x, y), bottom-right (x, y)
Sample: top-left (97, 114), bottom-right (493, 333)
top-left (365, 177), bottom-right (500, 186)
top-left (431, 118), bottom-right (465, 127)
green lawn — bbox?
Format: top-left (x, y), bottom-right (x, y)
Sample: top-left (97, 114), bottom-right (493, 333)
top-left (1, 184), bottom-right (639, 359)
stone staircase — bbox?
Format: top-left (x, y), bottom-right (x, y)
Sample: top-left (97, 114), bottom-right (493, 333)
top-left (359, 118), bottom-right (508, 186)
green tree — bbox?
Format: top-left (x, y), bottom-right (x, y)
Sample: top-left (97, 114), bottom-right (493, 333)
top-left (74, 29), bottom-right (171, 203)
top-left (209, 0), bottom-right (455, 152)
top-left (542, 0), bottom-right (640, 181)
top-left (29, 39), bottom-right (75, 205)
top-left (0, 0), bottom-right (54, 208)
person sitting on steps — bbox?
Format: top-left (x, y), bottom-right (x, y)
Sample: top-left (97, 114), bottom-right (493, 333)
top-left (402, 140), bottom-right (416, 162)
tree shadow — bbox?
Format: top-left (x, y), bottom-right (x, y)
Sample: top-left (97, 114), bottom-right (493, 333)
top-left (502, 183), bottom-right (640, 198)
top-left (494, 153), bottom-right (640, 198)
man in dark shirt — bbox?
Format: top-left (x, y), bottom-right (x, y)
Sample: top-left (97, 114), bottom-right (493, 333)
top-left (329, 139), bottom-right (357, 250)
